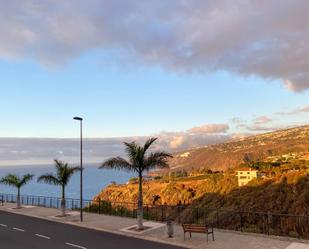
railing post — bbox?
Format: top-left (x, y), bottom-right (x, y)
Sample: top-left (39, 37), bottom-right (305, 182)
top-left (196, 208), bottom-right (199, 223)
top-left (240, 212), bottom-right (243, 232)
top-left (216, 209), bottom-right (219, 228)
top-left (98, 199), bottom-right (101, 214)
top-left (161, 205), bottom-right (164, 221)
top-left (267, 211), bottom-right (271, 235)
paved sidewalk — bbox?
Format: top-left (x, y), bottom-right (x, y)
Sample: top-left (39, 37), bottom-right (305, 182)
top-left (0, 203), bottom-right (308, 249)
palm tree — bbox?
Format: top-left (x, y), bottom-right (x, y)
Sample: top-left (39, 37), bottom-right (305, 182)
top-left (100, 137), bottom-right (172, 230)
top-left (0, 174), bottom-right (34, 209)
top-left (37, 159), bottom-right (80, 216)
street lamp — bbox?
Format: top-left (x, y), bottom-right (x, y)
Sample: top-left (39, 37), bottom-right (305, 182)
top-left (73, 116), bottom-right (83, 222)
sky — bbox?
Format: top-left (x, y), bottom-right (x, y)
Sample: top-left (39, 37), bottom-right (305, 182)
top-left (0, 0), bottom-right (308, 152)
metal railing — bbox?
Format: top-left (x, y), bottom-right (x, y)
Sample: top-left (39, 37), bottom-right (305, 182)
top-left (1, 193), bottom-right (308, 239)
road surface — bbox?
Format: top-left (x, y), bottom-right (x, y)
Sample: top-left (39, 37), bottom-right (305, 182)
top-left (0, 211), bottom-right (183, 249)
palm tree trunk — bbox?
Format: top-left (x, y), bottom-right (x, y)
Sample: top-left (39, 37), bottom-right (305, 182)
top-left (17, 187), bottom-right (21, 209)
top-left (61, 185), bottom-right (66, 216)
top-left (137, 172), bottom-right (143, 230)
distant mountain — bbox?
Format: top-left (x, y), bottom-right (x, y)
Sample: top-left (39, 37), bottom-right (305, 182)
top-left (169, 125), bottom-right (309, 171)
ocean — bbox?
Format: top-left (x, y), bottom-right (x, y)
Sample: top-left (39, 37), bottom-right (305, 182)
top-left (0, 164), bottom-right (134, 200)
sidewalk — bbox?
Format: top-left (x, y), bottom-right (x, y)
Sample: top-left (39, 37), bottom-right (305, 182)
top-left (0, 203), bottom-right (308, 249)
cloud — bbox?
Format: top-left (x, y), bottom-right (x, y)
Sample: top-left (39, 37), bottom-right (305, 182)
top-left (245, 125), bottom-right (275, 132)
top-left (231, 117), bottom-right (244, 124)
top-left (235, 115), bottom-right (275, 132)
top-left (254, 116), bottom-right (272, 125)
top-left (169, 136), bottom-right (185, 149)
top-left (0, 1), bottom-right (309, 91)
top-left (188, 124), bottom-right (229, 134)
top-left (277, 105), bottom-right (309, 115)
top-left (157, 132), bottom-right (231, 151)
top-left (156, 123), bottom-right (230, 150)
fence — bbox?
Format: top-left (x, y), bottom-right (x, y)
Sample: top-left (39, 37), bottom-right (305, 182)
top-left (1, 193), bottom-right (308, 239)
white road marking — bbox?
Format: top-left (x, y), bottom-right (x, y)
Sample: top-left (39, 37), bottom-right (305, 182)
top-left (65, 242), bottom-right (87, 249)
top-left (0, 224), bottom-right (8, 227)
top-left (35, 234), bottom-right (51, 240)
top-left (12, 227), bottom-right (25, 232)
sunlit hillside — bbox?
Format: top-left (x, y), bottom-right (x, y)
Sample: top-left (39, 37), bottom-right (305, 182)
top-left (168, 125), bottom-right (309, 171)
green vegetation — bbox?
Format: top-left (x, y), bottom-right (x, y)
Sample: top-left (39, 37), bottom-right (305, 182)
top-left (99, 137), bottom-right (172, 230)
top-left (0, 174), bottom-right (34, 209)
top-left (37, 159), bottom-right (80, 216)
top-left (95, 155), bottom-right (309, 215)
top-left (93, 158), bottom-right (309, 238)
top-left (95, 170), bottom-right (238, 206)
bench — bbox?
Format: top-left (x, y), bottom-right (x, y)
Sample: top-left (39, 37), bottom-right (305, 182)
top-left (182, 224), bottom-right (214, 242)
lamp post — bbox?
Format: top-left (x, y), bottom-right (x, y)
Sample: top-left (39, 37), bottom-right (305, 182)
top-left (73, 116), bottom-right (83, 222)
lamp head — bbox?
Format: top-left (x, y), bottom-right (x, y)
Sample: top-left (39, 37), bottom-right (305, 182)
top-left (73, 116), bottom-right (83, 121)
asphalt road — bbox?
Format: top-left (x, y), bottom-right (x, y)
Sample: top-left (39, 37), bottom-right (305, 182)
top-left (0, 211), bottom-right (183, 249)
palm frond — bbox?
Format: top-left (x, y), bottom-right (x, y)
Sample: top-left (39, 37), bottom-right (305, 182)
top-left (19, 174), bottom-right (34, 187)
top-left (124, 141), bottom-right (139, 164)
top-left (54, 159), bottom-right (65, 180)
top-left (67, 166), bottom-right (81, 175)
top-left (0, 173), bottom-right (34, 188)
top-left (0, 174), bottom-right (19, 187)
top-left (99, 157), bottom-right (134, 172)
top-left (143, 151), bottom-right (173, 171)
top-left (62, 166), bottom-right (80, 185)
top-left (143, 137), bottom-right (158, 153)
top-left (37, 174), bottom-right (60, 186)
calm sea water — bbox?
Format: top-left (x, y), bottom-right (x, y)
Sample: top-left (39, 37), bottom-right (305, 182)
top-left (0, 164), bottom-right (134, 200)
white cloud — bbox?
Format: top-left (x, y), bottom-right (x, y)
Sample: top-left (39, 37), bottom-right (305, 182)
top-left (254, 116), bottom-right (272, 125)
top-left (156, 123), bottom-right (231, 150)
top-left (169, 136), bottom-right (185, 149)
top-left (231, 117), bottom-right (244, 124)
top-left (277, 105), bottom-right (309, 115)
top-left (0, 1), bottom-right (309, 90)
top-left (157, 132), bottom-right (231, 151)
top-left (235, 115), bottom-right (275, 132)
top-left (188, 124), bottom-right (229, 134)
top-left (245, 125), bottom-right (275, 132)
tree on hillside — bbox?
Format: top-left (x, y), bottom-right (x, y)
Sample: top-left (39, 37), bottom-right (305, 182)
top-left (37, 159), bottom-right (80, 216)
top-left (100, 137), bottom-right (172, 230)
top-left (0, 174), bottom-right (34, 208)
top-left (243, 153), bottom-right (256, 168)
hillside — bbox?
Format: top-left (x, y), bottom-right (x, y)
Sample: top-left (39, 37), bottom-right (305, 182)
top-left (169, 125), bottom-right (309, 171)
top-left (94, 164), bottom-right (309, 214)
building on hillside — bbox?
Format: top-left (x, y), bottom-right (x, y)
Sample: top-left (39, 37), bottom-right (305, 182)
top-left (236, 168), bottom-right (258, 186)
